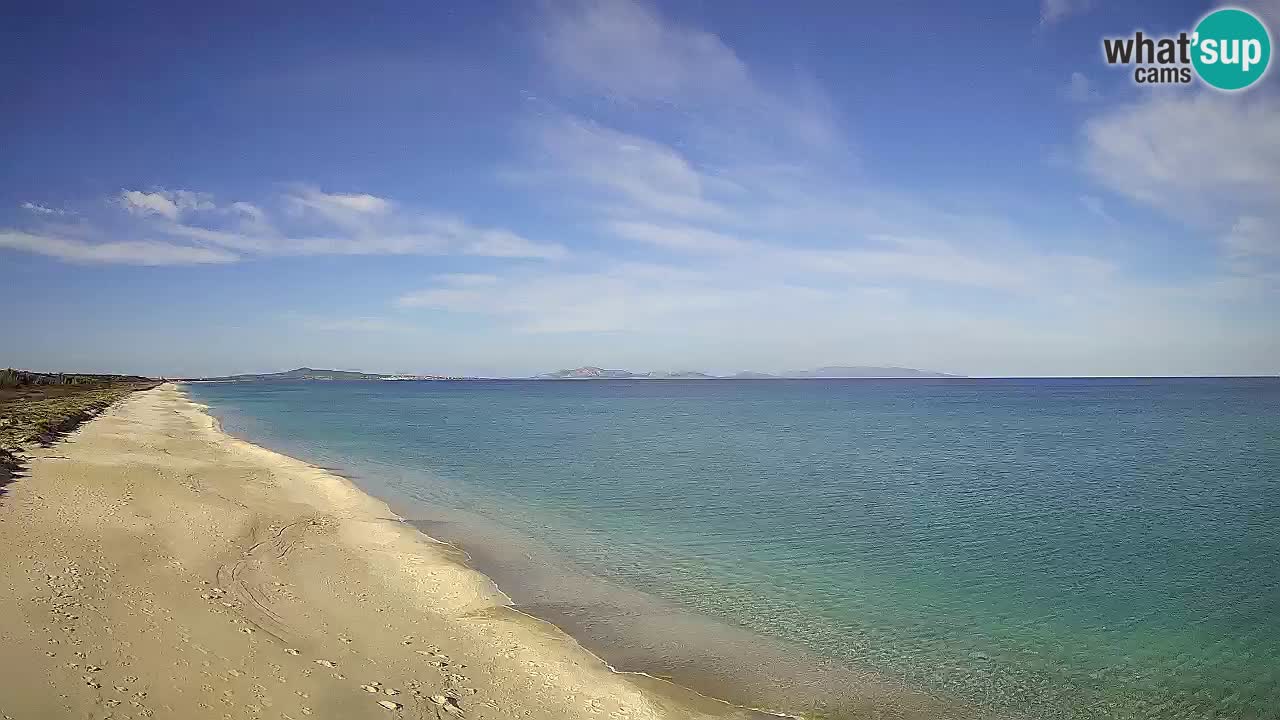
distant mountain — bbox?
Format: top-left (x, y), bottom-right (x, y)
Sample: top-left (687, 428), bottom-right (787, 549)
top-left (782, 366), bottom-right (961, 378)
top-left (535, 366), bottom-right (637, 379)
top-left (190, 367), bottom-right (387, 382)
top-left (637, 370), bottom-right (718, 380)
top-left (536, 366), bottom-right (962, 380)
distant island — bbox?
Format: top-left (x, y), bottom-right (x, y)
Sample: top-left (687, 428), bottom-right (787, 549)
top-left (535, 367), bottom-right (716, 380)
top-left (534, 365), bottom-right (963, 379)
top-left (184, 365), bottom-right (963, 382)
top-left (185, 367), bottom-right (466, 382)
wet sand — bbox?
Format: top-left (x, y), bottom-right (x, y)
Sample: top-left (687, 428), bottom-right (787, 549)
top-left (408, 515), bottom-right (970, 720)
top-left (0, 384), bottom-right (765, 720)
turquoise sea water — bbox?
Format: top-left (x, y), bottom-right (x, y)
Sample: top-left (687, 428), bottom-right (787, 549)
top-left (186, 378), bottom-right (1280, 719)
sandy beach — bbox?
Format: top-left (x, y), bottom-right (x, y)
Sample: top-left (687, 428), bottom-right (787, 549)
top-left (0, 384), bottom-right (765, 720)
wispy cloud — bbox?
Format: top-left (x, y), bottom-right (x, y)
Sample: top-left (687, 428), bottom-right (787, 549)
top-left (517, 0), bottom-right (1118, 300)
top-left (390, 259), bottom-right (1271, 377)
top-left (118, 189), bottom-right (214, 220)
top-left (20, 202), bottom-right (69, 216)
top-left (417, 0), bottom-right (1280, 375)
top-left (1083, 92), bottom-right (1280, 220)
top-left (537, 0), bottom-right (843, 154)
top-left (398, 264), bottom-right (813, 334)
top-left (511, 104), bottom-right (1114, 300)
top-left (608, 220), bottom-right (1113, 292)
top-left (527, 115), bottom-right (731, 220)
top-left (0, 230), bottom-right (237, 265)
top-left (2, 186), bottom-right (566, 265)
top-left (1082, 90), bottom-right (1280, 288)
top-left (539, 0), bottom-right (751, 104)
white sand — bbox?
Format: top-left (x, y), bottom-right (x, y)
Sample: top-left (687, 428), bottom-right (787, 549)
top-left (0, 384), bottom-right (762, 720)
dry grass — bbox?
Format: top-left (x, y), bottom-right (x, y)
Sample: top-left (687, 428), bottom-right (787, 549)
top-left (0, 375), bottom-right (157, 485)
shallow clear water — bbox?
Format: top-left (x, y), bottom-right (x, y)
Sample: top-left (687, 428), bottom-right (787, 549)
top-left (186, 378), bottom-right (1280, 719)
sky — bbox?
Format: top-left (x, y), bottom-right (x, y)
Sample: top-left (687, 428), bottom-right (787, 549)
top-left (2, 0), bottom-right (1278, 378)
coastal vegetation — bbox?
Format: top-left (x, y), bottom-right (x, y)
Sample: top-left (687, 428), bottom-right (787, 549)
top-left (0, 369), bottom-right (156, 486)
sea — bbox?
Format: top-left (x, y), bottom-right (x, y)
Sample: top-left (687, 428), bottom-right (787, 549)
top-left (184, 377), bottom-right (1280, 720)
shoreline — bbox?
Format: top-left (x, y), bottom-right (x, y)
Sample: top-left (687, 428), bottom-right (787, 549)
top-left (192, 388), bottom-right (801, 720)
top-left (187, 385), bottom-right (973, 720)
top-left (0, 384), bottom-right (773, 720)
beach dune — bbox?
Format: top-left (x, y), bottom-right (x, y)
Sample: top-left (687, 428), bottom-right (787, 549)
top-left (0, 384), bottom-right (761, 720)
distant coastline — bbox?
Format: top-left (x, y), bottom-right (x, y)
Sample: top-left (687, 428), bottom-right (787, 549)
top-left (183, 365), bottom-right (966, 382)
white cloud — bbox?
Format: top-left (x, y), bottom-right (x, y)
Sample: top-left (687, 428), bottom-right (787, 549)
top-left (160, 221), bottom-right (277, 253)
top-left (531, 115), bottom-right (728, 220)
top-left (537, 0), bottom-right (842, 152)
top-left (0, 230), bottom-right (237, 265)
top-left (3, 186), bottom-right (565, 266)
top-left (622, 221), bottom-right (1116, 292)
top-left (229, 201), bottom-right (267, 223)
top-left (386, 259), bottom-right (1279, 377)
top-left (520, 109), bottom-right (1115, 295)
top-left (1083, 92), bottom-right (1280, 220)
top-left (487, 0), bottom-right (1266, 374)
top-left (1040, 0), bottom-right (1092, 26)
top-left (608, 220), bottom-right (748, 253)
top-left (460, 227), bottom-right (567, 260)
top-left (540, 0), bottom-right (750, 104)
top-left (118, 189), bottom-right (213, 220)
top-left (285, 187), bottom-right (393, 233)
top-left (398, 264), bottom-right (758, 334)
top-left (20, 202), bottom-right (68, 216)
top-left (1082, 90), bottom-right (1280, 289)
top-left (313, 192), bottom-right (390, 214)
top-left (265, 187), bottom-right (566, 259)
top-left (119, 190), bottom-right (179, 219)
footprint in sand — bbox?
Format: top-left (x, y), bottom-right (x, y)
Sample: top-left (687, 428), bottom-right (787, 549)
top-left (429, 694), bottom-right (466, 713)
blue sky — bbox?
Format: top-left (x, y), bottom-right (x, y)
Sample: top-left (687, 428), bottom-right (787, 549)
top-left (2, 0), bottom-right (1278, 377)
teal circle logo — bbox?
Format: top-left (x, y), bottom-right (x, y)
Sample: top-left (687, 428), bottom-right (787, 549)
top-left (1192, 8), bottom-right (1271, 90)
